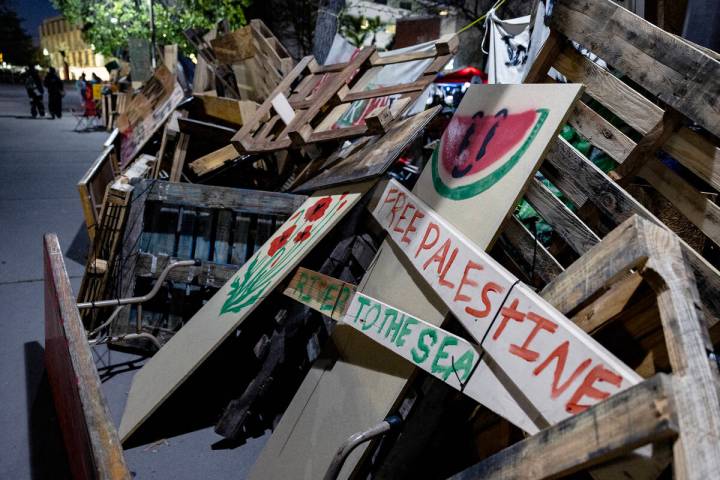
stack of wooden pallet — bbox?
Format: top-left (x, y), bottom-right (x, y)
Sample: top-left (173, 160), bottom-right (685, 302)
top-left (44, 3), bottom-right (720, 479)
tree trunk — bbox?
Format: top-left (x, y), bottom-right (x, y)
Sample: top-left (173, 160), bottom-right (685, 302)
top-left (312, 0), bottom-right (345, 64)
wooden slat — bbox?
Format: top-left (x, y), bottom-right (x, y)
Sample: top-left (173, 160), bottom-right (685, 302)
top-left (449, 374), bottom-right (676, 480)
top-left (499, 216), bottom-right (565, 284)
top-left (169, 132), bottom-right (189, 183)
top-left (188, 144), bottom-right (241, 176)
top-left (525, 178), bottom-right (601, 254)
top-left (552, 0), bottom-right (720, 138)
top-left (44, 234), bottom-right (130, 480)
top-left (143, 180), bottom-right (307, 215)
top-left (567, 101), bottom-right (635, 162)
top-left (663, 128), bottom-right (720, 192)
top-left (544, 137), bottom-right (720, 326)
top-left (639, 158), bottom-right (720, 248)
top-left (552, 46), bottom-right (664, 136)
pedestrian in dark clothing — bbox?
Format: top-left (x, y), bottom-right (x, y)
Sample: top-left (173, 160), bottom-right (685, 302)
top-left (24, 67), bottom-right (45, 118)
top-left (77, 72), bottom-right (87, 101)
top-left (44, 67), bottom-right (64, 119)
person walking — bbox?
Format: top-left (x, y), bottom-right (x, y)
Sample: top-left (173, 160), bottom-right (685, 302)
top-left (76, 72), bottom-right (87, 102)
top-left (44, 67), bottom-right (64, 119)
top-left (24, 67), bottom-right (45, 118)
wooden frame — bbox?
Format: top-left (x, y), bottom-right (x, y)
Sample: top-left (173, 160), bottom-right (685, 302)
top-left (452, 215), bottom-right (720, 479)
top-left (77, 145), bottom-right (117, 243)
top-left (44, 233), bottom-right (130, 480)
top-left (231, 35), bottom-right (458, 155)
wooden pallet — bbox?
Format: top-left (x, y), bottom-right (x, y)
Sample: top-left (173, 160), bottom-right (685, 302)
top-left (514, 0), bottom-right (720, 330)
top-left (230, 35), bottom-right (458, 156)
top-left (108, 180), bottom-right (307, 346)
top-left (44, 234), bottom-right (130, 480)
top-left (77, 155), bottom-right (155, 331)
top-left (449, 215), bottom-right (720, 479)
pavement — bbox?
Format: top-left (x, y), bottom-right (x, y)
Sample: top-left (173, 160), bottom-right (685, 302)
top-left (0, 83), bottom-right (268, 479)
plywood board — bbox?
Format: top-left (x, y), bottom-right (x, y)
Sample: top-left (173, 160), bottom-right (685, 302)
top-left (118, 182), bottom-right (372, 443)
top-left (372, 179), bottom-right (640, 426)
top-left (249, 83), bottom-right (583, 480)
top-left (294, 106), bottom-right (440, 193)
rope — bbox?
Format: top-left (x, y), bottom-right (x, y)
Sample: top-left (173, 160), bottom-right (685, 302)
top-left (456, 0), bottom-right (507, 34)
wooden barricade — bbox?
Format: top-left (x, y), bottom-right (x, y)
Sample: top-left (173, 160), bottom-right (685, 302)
top-left (44, 233), bottom-right (130, 480)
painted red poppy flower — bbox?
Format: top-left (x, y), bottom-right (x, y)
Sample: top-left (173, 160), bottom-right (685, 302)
top-left (268, 225), bottom-right (296, 257)
top-left (294, 225), bottom-right (312, 243)
top-left (305, 196), bottom-right (332, 222)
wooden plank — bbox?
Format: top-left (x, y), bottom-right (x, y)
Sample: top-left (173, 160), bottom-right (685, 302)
top-left (639, 158), bottom-right (720, 248)
top-left (193, 93), bottom-right (257, 126)
top-left (143, 180), bottom-right (306, 214)
top-left (177, 117), bottom-right (236, 143)
top-left (118, 181), bottom-right (373, 443)
top-left (373, 179), bottom-right (640, 428)
top-left (294, 107), bottom-right (440, 192)
top-left (663, 127), bottom-right (720, 192)
top-left (544, 137), bottom-right (720, 326)
top-left (525, 177), bottom-right (601, 254)
top-left (214, 209), bottom-right (233, 264)
top-left (449, 374), bottom-right (677, 480)
top-left (552, 0), bottom-right (720, 138)
top-left (249, 83), bottom-right (584, 480)
top-left (77, 145), bottom-right (116, 242)
top-left (44, 234), bottom-right (130, 480)
top-left (210, 26), bottom-right (254, 64)
top-left (284, 267), bottom-right (357, 321)
top-left (188, 144), bottom-right (241, 176)
top-left (567, 101), bottom-right (635, 162)
top-left (169, 132), bottom-right (189, 183)
top-left (499, 216), bottom-right (564, 284)
top-left (552, 46), bottom-right (664, 135)
top-left (230, 213), bottom-right (251, 264)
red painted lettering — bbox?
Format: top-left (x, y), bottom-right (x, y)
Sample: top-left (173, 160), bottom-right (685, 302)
top-left (415, 222), bottom-right (440, 258)
top-left (533, 341), bottom-right (592, 399)
top-left (565, 365), bottom-right (623, 414)
top-left (438, 247), bottom-right (458, 289)
top-left (402, 210), bottom-right (425, 244)
top-left (492, 299), bottom-right (524, 341)
top-left (393, 203), bottom-right (416, 235)
top-left (388, 192), bottom-right (406, 227)
top-left (466, 282), bottom-right (504, 319)
top-left (422, 239), bottom-right (457, 289)
top-left (509, 312), bottom-right (558, 362)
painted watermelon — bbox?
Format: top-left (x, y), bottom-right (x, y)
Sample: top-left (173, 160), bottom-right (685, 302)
top-left (432, 108), bottom-right (549, 200)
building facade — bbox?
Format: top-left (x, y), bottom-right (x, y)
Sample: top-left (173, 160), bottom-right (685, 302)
top-left (39, 16), bottom-right (108, 80)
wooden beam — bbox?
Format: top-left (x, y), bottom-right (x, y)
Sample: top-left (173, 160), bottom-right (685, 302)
top-left (448, 374), bottom-right (677, 480)
top-left (142, 180), bottom-right (306, 214)
top-left (188, 144), bottom-right (241, 176)
top-left (44, 234), bottom-right (131, 480)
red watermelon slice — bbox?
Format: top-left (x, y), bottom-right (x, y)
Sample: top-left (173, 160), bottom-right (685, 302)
top-left (441, 109), bottom-right (538, 179)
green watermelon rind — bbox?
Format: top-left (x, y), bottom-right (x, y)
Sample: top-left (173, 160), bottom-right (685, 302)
top-left (432, 108), bottom-right (550, 201)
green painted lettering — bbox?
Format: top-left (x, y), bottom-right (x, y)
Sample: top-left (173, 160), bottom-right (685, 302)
top-left (412, 328), bottom-right (438, 364)
top-left (452, 349), bottom-right (476, 382)
top-left (319, 284), bottom-right (339, 311)
top-left (375, 307), bottom-right (398, 333)
top-left (432, 335), bottom-right (459, 381)
top-left (295, 271), bottom-right (309, 299)
top-left (352, 295), bottom-right (371, 324)
top-left (361, 301), bottom-right (382, 331)
top-left (395, 316), bottom-right (419, 347)
top-left (384, 312), bottom-right (406, 342)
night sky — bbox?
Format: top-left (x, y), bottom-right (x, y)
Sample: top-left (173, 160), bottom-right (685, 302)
top-left (11, 0), bottom-right (60, 43)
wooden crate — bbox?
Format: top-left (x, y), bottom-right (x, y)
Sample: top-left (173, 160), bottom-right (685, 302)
top-left (107, 180), bottom-right (307, 345)
top-left (44, 233), bottom-right (130, 480)
top-left (77, 155), bottom-right (155, 331)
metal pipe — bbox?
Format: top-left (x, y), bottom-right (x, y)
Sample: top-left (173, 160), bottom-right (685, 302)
top-left (323, 415), bottom-right (402, 480)
top-left (87, 305), bottom-right (125, 338)
top-left (77, 259), bottom-right (199, 310)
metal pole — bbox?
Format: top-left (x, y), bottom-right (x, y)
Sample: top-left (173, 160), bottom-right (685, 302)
top-left (149, 0), bottom-right (157, 69)
top-left (77, 259), bottom-right (199, 309)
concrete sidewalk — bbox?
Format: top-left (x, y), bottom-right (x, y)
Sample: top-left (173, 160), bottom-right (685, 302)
top-left (0, 83), bottom-right (268, 479)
